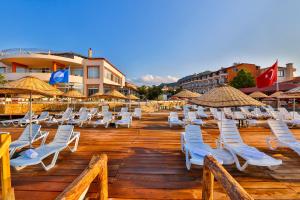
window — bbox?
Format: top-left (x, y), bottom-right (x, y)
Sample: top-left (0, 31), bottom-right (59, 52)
top-left (87, 66), bottom-right (99, 79)
top-left (29, 68), bottom-right (50, 73)
top-left (71, 68), bottom-right (83, 76)
top-left (278, 70), bottom-right (284, 77)
top-left (0, 67), bottom-right (5, 73)
top-left (87, 85), bottom-right (99, 96)
top-left (16, 66), bottom-right (27, 73)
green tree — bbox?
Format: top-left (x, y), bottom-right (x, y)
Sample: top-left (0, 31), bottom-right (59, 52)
top-left (230, 69), bottom-right (255, 89)
top-left (0, 74), bottom-right (7, 85)
top-left (147, 85), bottom-right (162, 100)
top-left (137, 85), bottom-right (148, 100)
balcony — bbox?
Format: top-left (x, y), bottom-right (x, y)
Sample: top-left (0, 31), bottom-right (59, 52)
top-left (4, 73), bottom-right (83, 84)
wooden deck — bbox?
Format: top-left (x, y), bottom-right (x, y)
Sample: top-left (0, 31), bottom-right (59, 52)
top-left (2, 112), bottom-right (300, 199)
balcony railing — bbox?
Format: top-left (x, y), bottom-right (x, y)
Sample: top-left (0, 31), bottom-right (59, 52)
top-left (0, 48), bottom-right (63, 58)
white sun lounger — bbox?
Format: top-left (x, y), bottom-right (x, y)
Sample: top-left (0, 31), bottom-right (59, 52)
top-left (118, 107), bottom-right (128, 117)
top-left (92, 112), bottom-right (113, 128)
top-left (278, 107), bottom-right (292, 120)
top-left (223, 108), bottom-right (234, 119)
top-left (197, 107), bottom-right (208, 118)
top-left (68, 111), bottom-right (90, 127)
top-left (88, 107), bottom-right (99, 119)
top-left (240, 107), bottom-right (256, 119)
top-left (132, 108), bottom-right (142, 119)
top-left (267, 119), bottom-right (300, 156)
top-left (74, 107), bottom-right (87, 117)
top-left (45, 108), bottom-right (73, 126)
top-left (252, 107), bottom-right (270, 118)
top-left (115, 112), bottom-right (132, 128)
top-left (233, 111), bottom-right (257, 126)
top-left (270, 111), bottom-right (300, 127)
top-left (10, 125), bottom-right (80, 171)
top-left (187, 112), bottom-right (204, 125)
top-left (181, 125), bottom-right (234, 170)
top-left (32, 112), bottom-right (51, 124)
top-left (218, 120), bottom-right (282, 171)
top-left (168, 112), bottom-right (184, 128)
top-left (9, 124), bottom-right (49, 158)
top-left (0, 111), bottom-right (34, 127)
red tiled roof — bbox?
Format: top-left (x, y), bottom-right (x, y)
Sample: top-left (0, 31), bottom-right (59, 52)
top-left (240, 83), bottom-right (300, 94)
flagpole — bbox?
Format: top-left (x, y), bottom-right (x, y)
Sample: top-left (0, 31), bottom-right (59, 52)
top-left (276, 60), bottom-right (279, 110)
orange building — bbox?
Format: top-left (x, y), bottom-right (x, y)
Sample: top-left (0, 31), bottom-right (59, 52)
top-left (225, 63), bottom-right (260, 82)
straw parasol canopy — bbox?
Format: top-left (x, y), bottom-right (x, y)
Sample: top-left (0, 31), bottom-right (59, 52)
top-left (0, 76), bottom-right (63, 147)
top-left (190, 85), bottom-right (264, 108)
top-left (105, 89), bottom-right (127, 99)
top-left (0, 76), bottom-right (62, 96)
top-left (249, 91), bottom-right (268, 99)
top-left (62, 89), bottom-right (86, 99)
top-left (173, 89), bottom-right (201, 98)
top-left (285, 86), bottom-right (300, 95)
top-left (14, 94), bottom-right (44, 99)
top-left (270, 91), bottom-right (283, 98)
top-left (127, 94), bottom-right (139, 100)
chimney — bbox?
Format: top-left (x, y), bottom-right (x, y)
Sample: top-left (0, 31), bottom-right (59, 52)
top-left (88, 48), bottom-right (93, 58)
top-left (286, 63), bottom-right (295, 81)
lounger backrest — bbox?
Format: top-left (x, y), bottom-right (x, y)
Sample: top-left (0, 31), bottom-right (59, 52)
top-left (188, 112), bottom-right (197, 121)
top-left (185, 125), bottom-right (203, 144)
top-left (270, 111), bottom-right (284, 120)
top-left (233, 111), bottom-right (245, 120)
top-left (79, 111), bottom-right (89, 121)
top-left (240, 107), bottom-right (251, 115)
top-left (121, 112), bottom-right (131, 120)
top-left (268, 119), bottom-right (296, 142)
top-left (218, 120), bottom-right (243, 144)
top-left (78, 107), bottom-right (87, 115)
top-left (278, 107), bottom-right (289, 115)
top-left (103, 112), bottom-right (112, 122)
top-left (19, 124), bottom-right (41, 141)
top-left (253, 108), bottom-right (262, 115)
top-left (290, 111), bottom-right (300, 119)
top-left (169, 112), bottom-right (178, 118)
top-left (134, 108), bottom-right (141, 114)
top-left (90, 108), bottom-right (98, 115)
top-left (53, 125), bottom-right (74, 145)
top-left (102, 106), bottom-right (109, 112)
top-left (120, 107), bottom-right (128, 113)
top-left (215, 111), bottom-right (226, 121)
top-left (23, 111), bottom-right (34, 120)
top-left (62, 108), bottom-right (73, 120)
top-left (210, 108), bottom-right (217, 115)
top-left (38, 112), bottom-right (49, 120)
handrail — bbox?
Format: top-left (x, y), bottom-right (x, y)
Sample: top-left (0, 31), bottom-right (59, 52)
top-left (0, 133), bottom-right (15, 200)
top-left (202, 155), bottom-right (253, 200)
top-left (56, 154), bottom-right (108, 200)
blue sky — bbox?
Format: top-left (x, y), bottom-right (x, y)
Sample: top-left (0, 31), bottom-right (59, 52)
top-left (1, 0), bottom-right (300, 85)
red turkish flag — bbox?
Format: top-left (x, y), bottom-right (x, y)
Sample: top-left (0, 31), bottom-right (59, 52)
top-left (256, 61), bottom-right (278, 88)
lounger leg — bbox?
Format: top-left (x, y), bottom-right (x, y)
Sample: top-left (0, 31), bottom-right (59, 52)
top-left (228, 149), bottom-right (248, 171)
top-left (180, 134), bottom-right (185, 153)
top-left (68, 136), bottom-right (80, 152)
top-left (41, 152), bottom-right (60, 171)
top-left (185, 148), bottom-right (192, 170)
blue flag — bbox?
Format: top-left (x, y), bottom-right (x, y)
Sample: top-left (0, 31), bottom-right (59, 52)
top-left (49, 69), bottom-right (69, 85)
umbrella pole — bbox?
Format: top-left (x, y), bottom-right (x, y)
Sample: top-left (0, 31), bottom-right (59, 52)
top-left (293, 98), bottom-right (296, 119)
top-left (29, 91), bottom-right (33, 148)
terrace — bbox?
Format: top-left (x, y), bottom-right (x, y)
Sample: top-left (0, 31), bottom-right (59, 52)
top-left (2, 112), bottom-right (300, 199)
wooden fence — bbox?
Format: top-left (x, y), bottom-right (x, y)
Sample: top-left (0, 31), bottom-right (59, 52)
top-left (0, 133), bottom-right (15, 200)
top-left (202, 155), bottom-right (254, 200)
top-left (56, 154), bottom-right (108, 200)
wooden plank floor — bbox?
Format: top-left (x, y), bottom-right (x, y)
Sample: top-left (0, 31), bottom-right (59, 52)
top-left (2, 112), bottom-right (300, 199)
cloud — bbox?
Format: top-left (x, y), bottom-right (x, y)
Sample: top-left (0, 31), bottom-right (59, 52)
top-left (130, 74), bottom-right (179, 86)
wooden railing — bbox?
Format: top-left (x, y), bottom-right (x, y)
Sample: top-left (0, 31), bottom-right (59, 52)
top-left (202, 155), bottom-right (253, 200)
top-left (0, 133), bottom-right (15, 200)
top-left (56, 154), bottom-right (108, 200)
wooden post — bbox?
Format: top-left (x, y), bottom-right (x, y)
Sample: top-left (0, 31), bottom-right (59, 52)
top-left (0, 134), bottom-right (15, 200)
top-left (98, 154), bottom-right (108, 200)
top-left (202, 163), bottom-right (214, 200)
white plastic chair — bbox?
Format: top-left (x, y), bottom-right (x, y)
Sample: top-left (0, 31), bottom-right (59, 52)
top-left (45, 108), bottom-right (73, 126)
top-left (10, 125), bottom-right (80, 171)
top-left (168, 112), bottom-right (184, 128)
top-left (187, 112), bottom-right (204, 125)
top-left (115, 112), bottom-right (132, 128)
top-left (132, 108), bottom-right (142, 119)
top-left (93, 112), bottom-right (113, 128)
top-left (267, 119), bottom-right (300, 155)
top-left (218, 120), bottom-right (282, 171)
top-left (181, 125), bottom-right (234, 170)
top-left (9, 124), bottom-right (49, 158)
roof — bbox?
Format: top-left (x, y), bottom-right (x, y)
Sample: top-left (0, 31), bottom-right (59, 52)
top-left (240, 83), bottom-right (300, 94)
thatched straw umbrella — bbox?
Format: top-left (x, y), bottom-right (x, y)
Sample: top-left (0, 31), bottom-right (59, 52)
top-left (249, 91), bottom-right (268, 99)
top-left (270, 91), bottom-right (283, 98)
top-left (281, 87), bottom-right (300, 118)
top-left (62, 89), bottom-right (86, 109)
top-left (127, 94), bottom-right (140, 110)
top-left (173, 89), bottom-right (201, 99)
top-left (91, 89), bottom-right (127, 112)
top-left (0, 76), bottom-right (62, 147)
top-left (190, 85), bottom-right (263, 108)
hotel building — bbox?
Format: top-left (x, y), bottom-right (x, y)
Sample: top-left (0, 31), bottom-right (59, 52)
top-left (177, 63), bottom-right (296, 93)
top-left (0, 48), bottom-right (133, 96)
